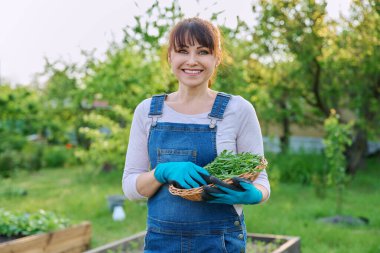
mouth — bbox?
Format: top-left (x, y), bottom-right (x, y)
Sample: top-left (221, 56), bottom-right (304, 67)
top-left (182, 69), bottom-right (204, 75)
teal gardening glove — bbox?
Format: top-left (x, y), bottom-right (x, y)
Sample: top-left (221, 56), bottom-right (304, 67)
top-left (154, 162), bottom-right (210, 189)
top-left (202, 177), bottom-right (263, 205)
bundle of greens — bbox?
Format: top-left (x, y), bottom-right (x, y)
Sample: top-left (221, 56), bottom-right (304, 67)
top-left (204, 150), bottom-right (264, 180)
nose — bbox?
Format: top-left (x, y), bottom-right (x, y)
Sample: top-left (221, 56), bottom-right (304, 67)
top-left (186, 52), bottom-right (198, 65)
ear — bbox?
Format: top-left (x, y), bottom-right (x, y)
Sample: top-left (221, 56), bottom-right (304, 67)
top-left (215, 56), bottom-right (221, 67)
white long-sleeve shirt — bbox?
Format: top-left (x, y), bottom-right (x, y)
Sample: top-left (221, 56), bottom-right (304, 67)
top-left (122, 95), bottom-right (270, 214)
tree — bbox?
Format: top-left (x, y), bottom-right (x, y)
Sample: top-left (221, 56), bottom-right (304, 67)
top-left (39, 60), bottom-right (83, 144)
top-left (323, 110), bottom-right (352, 214)
top-left (75, 105), bottom-right (132, 171)
top-left (0, 83), bottom-right (43, 136)
top-left (328, 0), bottom-right (380, 173)
top-left (249, 0), bottom-right (328, 151)
top-left (250, 0), bottom-right (379, 171)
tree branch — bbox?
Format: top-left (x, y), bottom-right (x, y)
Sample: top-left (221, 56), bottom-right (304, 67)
top-left (312, 58), bottom-right (329, 117)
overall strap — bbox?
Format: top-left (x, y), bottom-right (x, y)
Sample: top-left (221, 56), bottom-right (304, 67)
top-left (148, 94), bottom-right (167, 127)
top-left (208, 92), bottom-right (232, 128)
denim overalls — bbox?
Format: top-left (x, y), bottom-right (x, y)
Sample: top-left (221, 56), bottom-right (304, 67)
top-left (145, 93), bottom-right (247, 253)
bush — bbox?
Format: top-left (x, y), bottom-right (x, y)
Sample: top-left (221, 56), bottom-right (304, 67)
top-left (0, 209), bottom-right (70, 237)
top-left (75, 105), bottom-right (132, 171)
top-left (266, 151), bottom-right (327, 184)
top-left (0, 150), bottom-right (20, 178)
top-left (0, 133), bottom-right (27, 152)
top-left (323, 110), bottom-right (352, 214)
top-left (42, 146), bottom-right (69, 168)
top-left (21, 143), bottom-right (44, 171)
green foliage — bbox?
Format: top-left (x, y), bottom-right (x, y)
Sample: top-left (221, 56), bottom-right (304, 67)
top-left (0, 209), bottom-right (70, 237)
top-left (82, 44), bottom-right (168, 110)
top-left (266, 151), bottom-right (327, 184)
top-left (226, 0), bottom-right (330, 153)
top-left (42, 146), bottom-right (70, 168)
top-left (1, 156), bottom-right (379, 251)
top-left (0, 186), bottom-right (28, 198)
top-left (39, 63), bottom-right (83, 145)
top-left (122, 0), bottom-right (184, 55)
top-left (323, 111), bottom-right (353, 185)
top-left (328, 0), bottom-right (380, 139)
top-left (246, 238), bottom-right (283, 252)
top-left (205, 151), bottom-right (264, 180)
top-left (21, 143), bottom-right (44, 171)
top-left (0, 143), bottom-right (73, 177)
top-left (80, 0), bottom-right (185, 113)
top-left (0, 150), bottom-right (20, 178)
top-left (0, 133), bottom-right (27, 152)
top-left (0, 0), bottom-right (378, 179)
top-left (75, 105), bottom-right (132, 171)
top-left (0, 84), bottom-right (43, 135)
top-left (323, 110), bottom-right (353, 214)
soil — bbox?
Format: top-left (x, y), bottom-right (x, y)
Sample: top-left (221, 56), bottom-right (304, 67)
top-left (0, 235), bottom-right (24, 244)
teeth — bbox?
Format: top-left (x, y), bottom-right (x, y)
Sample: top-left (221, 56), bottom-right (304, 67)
top-left (183, 69), bottom-right (202, 74)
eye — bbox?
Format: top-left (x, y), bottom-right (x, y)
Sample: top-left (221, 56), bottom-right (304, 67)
top-left (176, 49), bottom-right (188, 54)
top-left (199, 50), bottom-right (210, 55)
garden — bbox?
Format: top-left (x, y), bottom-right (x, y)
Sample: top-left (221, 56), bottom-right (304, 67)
top-left (1, 153), bottom-right (379, 252)
top-left (1, 1), bottom-right (379, 252)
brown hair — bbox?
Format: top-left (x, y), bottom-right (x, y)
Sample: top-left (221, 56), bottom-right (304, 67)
top-left (167, 17), bottom-right (222, 87)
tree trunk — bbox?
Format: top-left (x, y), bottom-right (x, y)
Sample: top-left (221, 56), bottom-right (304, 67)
top-left (280, 118), bottom-right (290, 153)
top-left (280, 101), bottom-right (290, 153)
top-left (345, 128), bottom-right (368, 174)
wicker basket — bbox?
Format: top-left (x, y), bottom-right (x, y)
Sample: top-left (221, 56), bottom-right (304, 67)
top-left (168, 157), bottom-right (268, 201)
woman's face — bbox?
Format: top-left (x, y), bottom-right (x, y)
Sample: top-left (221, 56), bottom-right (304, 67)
top-left (169, 40), bottom-right (219, 89)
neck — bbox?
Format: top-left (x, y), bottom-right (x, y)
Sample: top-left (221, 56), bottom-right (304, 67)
top-left (175, 84), bottom-right (213, 103)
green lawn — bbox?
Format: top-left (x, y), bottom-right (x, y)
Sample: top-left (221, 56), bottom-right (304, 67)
top-left (1, 157), bottom-right (379, 253)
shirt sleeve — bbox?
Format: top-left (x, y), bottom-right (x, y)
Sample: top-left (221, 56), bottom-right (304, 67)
top-left (122, 100), bottom-right (150, 200)
top-left (235, 97), bottom-right (270, 201)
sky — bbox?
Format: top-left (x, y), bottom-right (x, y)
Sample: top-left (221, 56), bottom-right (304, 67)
top-left (0, 0), bottom-right (351, 85)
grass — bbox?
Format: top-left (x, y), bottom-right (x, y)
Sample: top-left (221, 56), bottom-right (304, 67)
top-left (245, 156), bottom-right (380, 253)
top-left (0, 166), bottom-right (147, 247)
top-left (0, 156), bottom-right (379, 253)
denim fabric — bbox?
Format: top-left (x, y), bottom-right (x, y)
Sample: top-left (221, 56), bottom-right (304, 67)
top-left (144, 215), bottom-right (247, 253)
top-left (208, 92), bottom-right (231, 119)
top-left (145, 93), bottom-right (247, 253)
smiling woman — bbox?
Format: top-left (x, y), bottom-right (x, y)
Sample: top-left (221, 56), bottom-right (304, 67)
top-left (122, 17), bottom-right (270, 253)
top-left (167, 17), bottom-right (222, 88)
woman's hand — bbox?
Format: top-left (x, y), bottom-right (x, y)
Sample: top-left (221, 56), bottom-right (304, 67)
top-left (202, 177), bottom-right (263, 205)
top-left (154, 162), bottom-right (210, 189)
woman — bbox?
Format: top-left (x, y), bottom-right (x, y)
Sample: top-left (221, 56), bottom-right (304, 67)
top-left (123, 17), bottom-right (270, 253)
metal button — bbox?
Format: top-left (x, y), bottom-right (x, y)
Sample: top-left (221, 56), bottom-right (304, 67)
top-left (238, 233), bottom-right (244, 240)
top-left (234, 220), bottom-right (240, 226)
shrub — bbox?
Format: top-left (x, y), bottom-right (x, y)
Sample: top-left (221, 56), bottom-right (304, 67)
top-left (266, 151), bottom-right (327, 184)
top-left (42, 146), bottom-right (69, 168)
top-left (75, 105), bottom-right (132, 171)
top-left (0, 150), bottom-right (20, 178)
top-left (21, 143), bottom-right (44, 171)
top-left (323, 110), bottom-right (352, 214)
top-left (0, 209), bottom-right (70, 237)
top-left (0, 133), bottom-right (27, 152)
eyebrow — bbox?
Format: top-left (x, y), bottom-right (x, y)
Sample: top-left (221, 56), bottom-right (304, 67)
top-left (176, 45), bottom-right (208, 49)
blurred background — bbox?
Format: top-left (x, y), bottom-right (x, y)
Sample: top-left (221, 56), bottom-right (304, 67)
top-left (0, 1), bottom-right (379, 253)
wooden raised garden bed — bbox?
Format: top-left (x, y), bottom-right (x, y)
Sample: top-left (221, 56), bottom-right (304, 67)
top-left (0, 222), bottom-right (92, 253)
top-left (84, 231), bottom-right (300, 253)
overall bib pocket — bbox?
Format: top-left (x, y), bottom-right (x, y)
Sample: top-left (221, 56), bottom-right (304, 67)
top-left (157, 149), bottom-right (197, 164)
